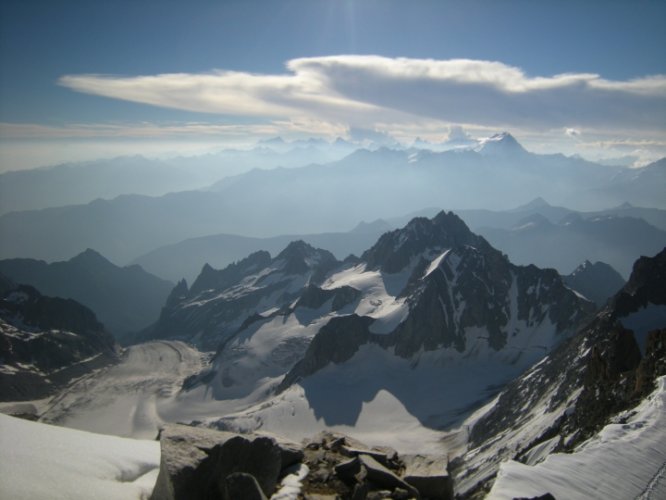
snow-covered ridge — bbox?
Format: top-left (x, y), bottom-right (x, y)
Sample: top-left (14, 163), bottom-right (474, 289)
top-left (489, 376), bottom-right (666, 499)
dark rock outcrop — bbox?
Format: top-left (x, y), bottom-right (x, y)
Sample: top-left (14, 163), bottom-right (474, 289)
top-left (0, 285), bottom-right (118, 401)
top-left (150, 424), bottom-right (303, 500)
top-left (456, 247), bottom-right (666, 497)
top-left (402, 454), bottom-right (454, 500)
top-left (563, 260), bottom-right (625, 307)
top-left (145, 242), bottom-right (342, 350)
top-left (279, 212), bottom-right (592, 392)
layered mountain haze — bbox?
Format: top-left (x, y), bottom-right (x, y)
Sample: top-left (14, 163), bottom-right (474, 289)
top-left (0, 139), bottom-right (358, 215)
top-left (1, 134), bottom-right (664, 266)
top-left (3, 3), bottom-right (665, 497)
top-left (0, 249), bottom-right (173, 339)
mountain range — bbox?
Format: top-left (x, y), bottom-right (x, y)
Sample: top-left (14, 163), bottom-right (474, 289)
top-left (0, 139), bottom-right (358, 216)
top-left (1, 133), bottom-right (664, 265)
top-left (4, 206), bottom-right (663, 499)
top-left (1, 133), bottom-right (665, 499)
top-left (455, 247), bottom-right (666, 498)
top-left (0, 278), bottom-right (118, 401)
top-left (139, 212), bottom-right (593, 438)
top-left (0, 249), bottom-right (173, 339)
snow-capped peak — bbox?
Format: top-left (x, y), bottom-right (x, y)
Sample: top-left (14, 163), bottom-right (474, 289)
top-left (476, 132), bottom-right (527, 156)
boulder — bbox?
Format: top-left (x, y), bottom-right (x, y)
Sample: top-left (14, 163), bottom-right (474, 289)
top-left (224, 472), bottom-right (267, 500)
top-left (150, 424), bottom-right (303, 500)
top-left (336, 454), bottom-right (419, 498)
top-left (402, 454), bottom-right (453, 500)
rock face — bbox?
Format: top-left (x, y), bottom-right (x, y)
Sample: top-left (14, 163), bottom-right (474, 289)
top-left (0, 249), bottom-right (173, 340)
top-left (563, 260), bottom-right (625, 307)
top-left (280, 212), bottom-right (592, 392)
top-left (402, 455), bottom-right (454, 500)
top-left (454, 246), bottom-right (666, 497)
top-left (150, 424), bottom-right (303, 500)
top-left (0, 284), bottom-right (118, 401)
top-left (144, 241), bottom-right (340, 351)
top-left (150, 427), bottom-right (456, 500)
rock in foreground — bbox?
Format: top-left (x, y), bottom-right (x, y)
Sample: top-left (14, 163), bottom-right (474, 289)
top-left (150, 427), bottom-right (454, 500)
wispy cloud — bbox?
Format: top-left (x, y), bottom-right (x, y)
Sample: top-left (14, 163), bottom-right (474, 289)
top-left (59, 55), bottom-right (666, 133)
top-left (0, 119), bottom-right (346, 140)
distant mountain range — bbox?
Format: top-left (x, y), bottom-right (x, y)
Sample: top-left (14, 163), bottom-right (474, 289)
top-left (0, 249), bottom-right (173, 339)
top-left (479, 211), bottom-right (666, 278)
top-left (0, 140), bottom-right (357, 215)
top-left (131, 220), bottom-right (392, 283)
top-left (0, 133), bottom-right (664, 265)
top-left (131, 199), bottom-right (666, 284)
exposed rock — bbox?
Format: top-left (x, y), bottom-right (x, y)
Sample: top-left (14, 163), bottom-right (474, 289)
top-left (224, 472), bottom-right (267, 500)
top-left (563, 260), bottom-right (625, 307)
top-left (278, 315), bottom-right (373, 392)
top-left (361, 211), bottom-right (488, 274)
top-left (457, 248), bottom-right (666, 498)
top-left (150, 424), bottom-right (303, 500)
top-left (146, 242), bottom-right (342, 350)
top-left (0, 284), bottom-right (118, 401)
top-left (336, 454), bottom-right (420, 498)
top-left (402, 454), bottom-right (453, 500)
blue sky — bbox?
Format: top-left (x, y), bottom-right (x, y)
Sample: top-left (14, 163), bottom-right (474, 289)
top-left (1, 0), bottom-right (665, 169)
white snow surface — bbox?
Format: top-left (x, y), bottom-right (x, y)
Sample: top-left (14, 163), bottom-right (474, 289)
top-left (321, 262), bottom-right (412, 334)
top-left (212, 337), bottom-right (555, 454)
top-left (489, 376), bottom-right (666, 500)
top-left (40, 341), bottom-right (209, 439)
top-left (0, 413), bottom-right (159, 500)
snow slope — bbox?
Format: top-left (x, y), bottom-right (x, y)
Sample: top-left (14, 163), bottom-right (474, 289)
top-left (40, 341), bottom-right (208, 439)
top-left (0, 413), bottom-right (159, 500)
top-left (489, 376), bottom-right (666, 500)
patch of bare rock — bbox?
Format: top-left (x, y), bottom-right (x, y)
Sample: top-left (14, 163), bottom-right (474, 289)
top-left (150, 426), bottom-right (453, 500)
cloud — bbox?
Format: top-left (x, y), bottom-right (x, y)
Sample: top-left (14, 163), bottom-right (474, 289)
top-left (0, 120), bottom-right (346, 140)
top-left (59, 56), bottom-right (666, 134)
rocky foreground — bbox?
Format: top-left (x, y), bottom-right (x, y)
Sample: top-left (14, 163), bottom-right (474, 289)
top-left (151, 425), bottom-right (453, 500)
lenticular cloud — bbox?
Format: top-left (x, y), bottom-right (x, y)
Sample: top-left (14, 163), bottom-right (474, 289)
top-left (59, 55), bottom-right (666, 132)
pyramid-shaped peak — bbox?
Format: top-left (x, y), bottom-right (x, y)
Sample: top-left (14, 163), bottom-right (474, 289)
top-left (516, 197), bottom-right (552, 211)
top-left (277, 240), bottom-right (319, 260)
top-left (69, 248), bottom-right (114, 267)
top-left (276, 241), bottom-right (338, 275)
top-left (362, 211), bottom-right (490, 273)
top-left (477, 132), bottom-right (527, 156)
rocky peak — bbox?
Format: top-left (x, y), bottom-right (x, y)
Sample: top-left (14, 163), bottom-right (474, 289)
top-left (165, 278), bottom-right (189, 308)
top-left (611, 247), bottom-right (666, 317)
top-left (362, 211), bottom-right (490, 273)
top-left (189, 250), bottom-right (272, 296)
top-left (68, 248), bottom-right (115, 269)
top-left (275, 240), bottom-right (338, 277)
top-left (1, 284), bottom-right (107, 336)
top-left (564, 260), bottom-right (625, 307)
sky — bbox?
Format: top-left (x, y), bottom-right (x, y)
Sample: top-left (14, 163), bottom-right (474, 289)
top-left (1, 0), bottom-right (665, 170)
